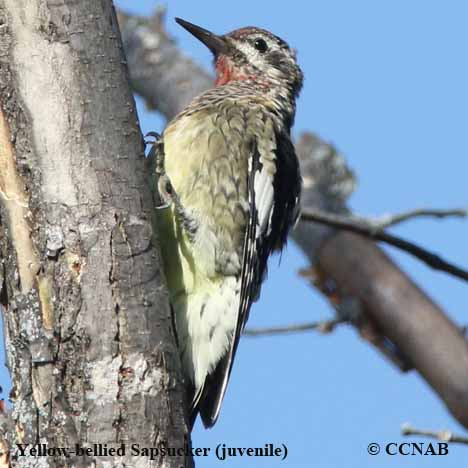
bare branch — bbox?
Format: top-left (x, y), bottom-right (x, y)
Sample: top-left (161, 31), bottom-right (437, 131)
top-left (243, 317), bottom-right (347, 337)
top-left (118, 7), bottom-right (212, 120)
top-left (356, 208), bottom-right (466, 230)
top-left (301, 208), bottom-right (468, 282)
top-left (401, 423), bottom-right (468, 445)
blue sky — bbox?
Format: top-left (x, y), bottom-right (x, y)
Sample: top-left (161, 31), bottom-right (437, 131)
top-left (2, 1), bottom-right (468, 466)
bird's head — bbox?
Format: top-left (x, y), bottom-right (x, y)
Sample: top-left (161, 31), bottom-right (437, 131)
top-left (176, 18), bottom-right (303, 98)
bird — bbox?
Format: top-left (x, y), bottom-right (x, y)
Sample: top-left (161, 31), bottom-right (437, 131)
top-left (152, 17), bottom-right (303, 428)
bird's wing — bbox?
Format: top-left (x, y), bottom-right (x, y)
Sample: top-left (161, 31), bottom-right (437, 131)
top-left (235, 129), bottom-right (300, 368)
top-left (198, 133), bottom-right (283, 427)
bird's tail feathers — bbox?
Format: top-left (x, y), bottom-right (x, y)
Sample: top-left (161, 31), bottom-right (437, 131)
top-left (175, 277), bottom-right (239, 428)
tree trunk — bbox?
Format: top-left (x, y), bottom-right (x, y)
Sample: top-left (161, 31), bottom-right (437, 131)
top-left (0, 1), bottom-right (190, 466)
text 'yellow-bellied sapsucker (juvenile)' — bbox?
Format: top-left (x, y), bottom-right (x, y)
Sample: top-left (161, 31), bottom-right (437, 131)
top-left (153, 18), bottom-right (303, 428)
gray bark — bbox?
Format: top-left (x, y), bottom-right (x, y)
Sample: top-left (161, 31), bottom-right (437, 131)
top-left (117, 8), bottom-right (468, 428)
top-left (0, 1), bottom-right (190, 467)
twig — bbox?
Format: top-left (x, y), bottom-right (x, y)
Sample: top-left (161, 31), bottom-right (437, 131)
top-left (300, 209), bottom-right (468, 282)
top-left (363, 208), bottom-right (466, 230)
top-left (401, 423), bottom-right (468, 445)
top-left (243, 317), bottom-right (346, 337)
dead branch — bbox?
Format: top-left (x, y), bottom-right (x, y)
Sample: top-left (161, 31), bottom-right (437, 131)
top-left (365, 208), bottom-right (466, 229)
top-left (401, 423), bottom-right (468, 445)
top-left (301, 208), bottom-right (468, 282)
top-left (243, 317), bottom-right (346, 337)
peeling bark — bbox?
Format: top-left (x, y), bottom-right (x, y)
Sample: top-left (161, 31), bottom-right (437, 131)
top-left (0, 109), bottom-right (38, 293)
top-left (0, 1), bottom-right (190, 467)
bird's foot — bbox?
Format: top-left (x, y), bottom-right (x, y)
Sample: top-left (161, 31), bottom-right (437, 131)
top-left (157, 174), bottom-right (176, 210)
top-left (144, 131), bottom-right (164, 173)
top-left (144, 132), bottom-right (197, 238)
top-left (145, 131), bottom-right (173, 209)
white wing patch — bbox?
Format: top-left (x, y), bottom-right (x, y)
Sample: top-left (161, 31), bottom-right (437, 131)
top-left (254, 160), bottom-right (276, 236)
top-left (237, 138), bottom-right (277, 339)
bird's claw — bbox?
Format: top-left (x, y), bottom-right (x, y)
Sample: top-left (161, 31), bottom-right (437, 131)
top-left (155, 201), bottom-right (171, 210)
top-left (144, 131), bottom-right (161, 145)
top-left (145, 131), bottom-right (171, 208)
top-left (156, 174), bottom-right (193, 241)
top-left (156, 174), bottom-right (174, 210)
top-left (145, 132), bottom-right (191, 231)
top-left (145, 132), bottom-right (167, 177)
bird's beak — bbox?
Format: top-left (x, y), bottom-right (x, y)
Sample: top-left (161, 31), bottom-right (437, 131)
top-left (175, 18), bottom-right (229, 55)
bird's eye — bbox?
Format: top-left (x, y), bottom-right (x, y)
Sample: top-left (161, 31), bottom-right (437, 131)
top-left (253, 38), bottom-right (268, 53)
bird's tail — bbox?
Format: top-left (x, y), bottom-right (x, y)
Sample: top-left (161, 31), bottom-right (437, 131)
top-left (174, 277), bottom-right (240, 428)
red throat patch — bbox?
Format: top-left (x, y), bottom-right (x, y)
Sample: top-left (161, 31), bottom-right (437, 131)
top-left (214, 56), bottom-right (232, 86)
top-left (214, 56), bottom-right (249, 86)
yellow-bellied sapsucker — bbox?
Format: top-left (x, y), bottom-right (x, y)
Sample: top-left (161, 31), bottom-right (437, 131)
top-left (153, 18), bottom-right (303, 428)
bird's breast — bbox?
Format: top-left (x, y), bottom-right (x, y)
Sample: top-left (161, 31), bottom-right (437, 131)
top-left (162, 104), bottom-right (256, 276)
